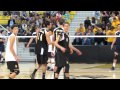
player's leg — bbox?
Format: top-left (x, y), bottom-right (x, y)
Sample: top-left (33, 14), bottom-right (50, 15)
top-left (7, 61), bottom-right (20, 79)
top-left (54, 66), bottom-right (62, 79)
top-left (64, 61), bottom-right (70, 79)
top-left (41, 53), bottom-right (48, 79)
top-left (41, 64), bottom-right (47, 79)
top-left (111, 51), bottom-right (118, 70)
top-left (30, 54), bottom-right (41, 79)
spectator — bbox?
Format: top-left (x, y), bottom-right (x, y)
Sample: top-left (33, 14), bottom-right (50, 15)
top-left (84, 17), bottom-right (91, 29)
top-left (93, 25), bottom-right (101, 35)
top-left (56, 11), bottom-right (62, 21)
top-left (95, 11), bottom-right (100, 24)
top-left (76, 23), bottom-right (86, 35)
top-left (82, 28), bottom-right (94, 45)
top-left (20, 20), bottom-right (27, 34)
top-left (91, 17), bottom-right (96, 25)
top-left (106, 26), bottom-right (116, 45)
top-left (72, 27), bottom-right (83, 45)
top-left (8, 16), bottom-right (16, 27)
top-left (94, 28), bottom-right (105, 46)
top-left (112, 17), bottom-right (118, 29)
top-left (101, 12), bottom-right (109, 26)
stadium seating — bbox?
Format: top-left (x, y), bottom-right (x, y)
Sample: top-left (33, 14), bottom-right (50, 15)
top-left (0, 16), bottom-right (10, 25)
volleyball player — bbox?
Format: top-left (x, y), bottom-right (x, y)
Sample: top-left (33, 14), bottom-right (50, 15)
top-left (54, 22), bottom-right (82, 79)
top-left (26, 21), bottom-right (53, 79)
top-left (5, 24), bottom-right (20, 79)
top-left (111, 24), bottom-right (120, 70)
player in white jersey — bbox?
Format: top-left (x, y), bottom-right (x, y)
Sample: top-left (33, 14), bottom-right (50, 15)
top-left (5, 24), bottom-right (20, 79)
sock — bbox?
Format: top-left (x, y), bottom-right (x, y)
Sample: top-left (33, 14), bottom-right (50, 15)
top-left (32, 69), bottom-right (37, 75)
top-left (42, 73), bottom-right (45, 79)
top-left (113, 63), bottom-right (116, 68)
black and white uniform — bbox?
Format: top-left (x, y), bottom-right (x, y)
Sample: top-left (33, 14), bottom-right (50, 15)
top-left (54, 27), bottom-right (70, 68)
top-left (115, 31), bottom-right (120, 53)
top-left (33, 28), bottom-right (48, 64)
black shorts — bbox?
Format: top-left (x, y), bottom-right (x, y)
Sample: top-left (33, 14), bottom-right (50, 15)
top-left (115, 45), bottom-right (120, 53)
top-left (36, 47), bottom-right (48, 64)
top-left (7, 61), bottom-right (19, 72)
top-left (37, 53), bottom-right (48, 64)
top-left (55, 49), bottom-right (69, 67)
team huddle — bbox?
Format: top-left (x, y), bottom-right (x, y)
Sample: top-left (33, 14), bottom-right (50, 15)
top-left (5, 19), bottom-right (82, 79)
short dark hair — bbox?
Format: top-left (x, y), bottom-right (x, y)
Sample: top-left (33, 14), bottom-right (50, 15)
top-left (11, 24), bottom-right (18, 30)
top-left (45, 21), bottom-right (51, 27)
top-left (58, 18), bottom-right (65, 25)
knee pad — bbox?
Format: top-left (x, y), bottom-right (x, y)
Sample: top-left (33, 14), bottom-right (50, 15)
top-left (64, 64), bottom-right (70, 73)
top-left (14, 69), bottom-right (20, 75)
top-left (55, 67), bottom-right (62, 74)
top-left (114, 54), bottom-right (118, 60)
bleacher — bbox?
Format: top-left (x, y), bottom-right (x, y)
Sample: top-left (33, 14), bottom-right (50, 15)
top-left (0, 16), bottom-right (10, 25)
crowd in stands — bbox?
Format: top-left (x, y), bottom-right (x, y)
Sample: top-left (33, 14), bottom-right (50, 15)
top-left (0, 11), bottom-right (70, 63)
top-left (73, 11), bottom-right (120, 45)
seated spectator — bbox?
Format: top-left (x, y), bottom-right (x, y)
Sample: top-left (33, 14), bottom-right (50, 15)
top-left (72, 28), bottom-right (83, 45)
top-left (82, 28), bottom-right (94, 45)
top-left (94, 28), bottom-right (105, 46)
top-left (93, 25), bottom-right (101, 35)
top-left (76, 23), bottom-right (86, 35)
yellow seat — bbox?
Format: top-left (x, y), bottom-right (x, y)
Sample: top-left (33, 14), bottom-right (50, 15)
top-left (0, 20), bottom-right (8, 25)
top-left (0, 16), bottom-right (10, 20)
top-left (70, 11), bottom-right (76, 15)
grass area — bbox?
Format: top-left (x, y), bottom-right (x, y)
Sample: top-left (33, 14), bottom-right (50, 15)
top-left (85, 64), bottom-right (120, 69)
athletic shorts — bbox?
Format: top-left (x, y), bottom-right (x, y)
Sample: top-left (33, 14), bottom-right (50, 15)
top-left (36, 46), bottom-right (48, 64)
top-left (115, 45), bottom-right (120, 53)
top-left (7, 61), bottom-right (19, 72)
top-left (55, 49), bottom-right (69, 67)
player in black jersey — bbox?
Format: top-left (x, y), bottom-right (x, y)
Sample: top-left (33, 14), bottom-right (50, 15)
top-left (54, 22), bottom-right (82, 79)
top-left (53, 18), bottom-right (66, 78)
top-left (26, 21), bottom-right (54, 79)
top-left (111, 24), bottom-right (120, 70)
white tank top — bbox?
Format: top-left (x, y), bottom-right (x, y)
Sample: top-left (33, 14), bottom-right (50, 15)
top-left (5, 33), bottom-right (17, 61)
